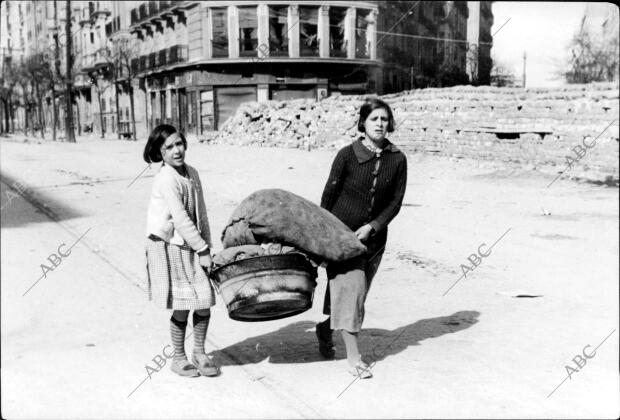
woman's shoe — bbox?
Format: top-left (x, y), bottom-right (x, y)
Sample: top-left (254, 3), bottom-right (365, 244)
top-left (170, 358), bottom-right (200, 377)
top-left (347, 359), bottom-right (373, 379)
top-left (191, 354), bottom-right (221, 377)
top-left (316, 322), bottom-right (335, 359)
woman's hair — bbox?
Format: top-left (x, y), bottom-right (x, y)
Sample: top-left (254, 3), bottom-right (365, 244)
top-left (143, 124), bottom-right (187, 163)
top-left (357, 98), bottom-right (395, 133)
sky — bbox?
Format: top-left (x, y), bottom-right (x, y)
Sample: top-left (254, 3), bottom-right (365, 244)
top-left (491, 2), bottom-right (589, 87)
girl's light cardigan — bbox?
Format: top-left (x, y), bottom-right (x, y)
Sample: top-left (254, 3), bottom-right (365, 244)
top-left (146, 163), bottom-right (212, 253)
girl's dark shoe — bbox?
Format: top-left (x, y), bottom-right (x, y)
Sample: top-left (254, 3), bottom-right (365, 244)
top-left (316, 322), bottom-right (335, 359)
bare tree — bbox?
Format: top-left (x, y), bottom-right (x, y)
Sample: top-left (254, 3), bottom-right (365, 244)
top-left (490, 60), bottom-right (517, 87)
top-left (15, 60), bottom-right (37, 137)
top-left (22, 53), bottom-right (52, 139)
top-left (88, 52), bottom-right (114, 139)
top-left (108, 36), bottom-right (142, 141)
top-left (0, 60), bottom-right (19, 133)
top-left (564, 15), bottom-right (619, 84)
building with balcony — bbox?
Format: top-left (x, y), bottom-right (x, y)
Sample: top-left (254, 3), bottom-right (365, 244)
top-left (120, 1), bottom-right (382, 136)
top-left (2, 1), bottom-right (494, 139)
top-left (120, 0), bottom-right (490, 137)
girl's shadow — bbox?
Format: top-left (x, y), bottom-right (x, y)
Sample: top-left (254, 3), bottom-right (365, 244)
top-left (209, 310), bottom-right (480, 366)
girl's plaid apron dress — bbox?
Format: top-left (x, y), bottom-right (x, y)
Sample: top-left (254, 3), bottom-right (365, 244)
top-left (145, 173), bottom-right (216, 310)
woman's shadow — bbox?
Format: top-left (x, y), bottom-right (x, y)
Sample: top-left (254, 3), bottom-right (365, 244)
top-left (209, 310), bottom-right (480, 366)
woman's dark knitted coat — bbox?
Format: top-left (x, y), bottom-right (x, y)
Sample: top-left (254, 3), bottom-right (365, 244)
top-left (321, 138), bottom-right (408, 258)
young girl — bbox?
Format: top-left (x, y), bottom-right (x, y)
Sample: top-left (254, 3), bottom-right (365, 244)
top-left (317, 98), bottom-right (408, 378)
top-left (144, 124), bottom-right (220, 377)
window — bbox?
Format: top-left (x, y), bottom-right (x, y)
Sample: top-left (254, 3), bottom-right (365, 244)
top-left (268, 5), bottom-right (288, 56)
top-left (299, 6), bottom-right (318, 57)
top-left (238, 6), bottom-right (258, 57)
top-left (355, 9), bottom-right (371, 58)
top-left (211, 7), bottom-right (228, 58)
top-left (90, 32), bottom-right (94, 44)
top-left (329, 7), bottom-right (347, 57)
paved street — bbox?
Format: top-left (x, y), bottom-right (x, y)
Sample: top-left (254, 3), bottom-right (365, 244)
top-left (1, 135), bottom-right (618, 418)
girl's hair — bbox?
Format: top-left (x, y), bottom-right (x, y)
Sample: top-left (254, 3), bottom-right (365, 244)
top-left (142, 124), bottom-right (187, 163)
top-left (357, 98), bottom-right (395, 133)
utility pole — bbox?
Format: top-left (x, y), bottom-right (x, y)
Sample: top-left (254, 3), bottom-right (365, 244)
top-left (65, 0), bottom-right (76, 142)
top-left (522, 50), bottom-right (527, 88)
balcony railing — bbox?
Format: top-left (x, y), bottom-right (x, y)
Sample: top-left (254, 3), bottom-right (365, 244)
top-left (158, 49), bottom-right (167, 67)
top-left (139, 56), bottom-right (147, 72)
top-left (81, 53), bottom-right (96, 71)
top-left (74, 73), bottom-right (91, 88)
top-left (126, 44), bottom-right (190, 75)
top-left (148, 52), bottom-right (157, 68)
top-left (130, 57), bottom-right (140, 74)
top-left (90, 1), bottom-right (111, 22)
top-left (105, 16), bottom-right (121, 38)
top-left (168, 44), bottom-right (188, 64)
top-left (129, 1), bottom-right (186, 26)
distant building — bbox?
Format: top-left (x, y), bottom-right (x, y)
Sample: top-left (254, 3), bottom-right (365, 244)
top-left (0, 1), bottom-right (75, 133)
top-left (1, 1), bottom-right (494, 137)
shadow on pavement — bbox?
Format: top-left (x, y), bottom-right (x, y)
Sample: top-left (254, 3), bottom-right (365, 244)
top-left (1, 172), bottom-right (83, 228)
top-left (210, 310), bottom-right (480, 366)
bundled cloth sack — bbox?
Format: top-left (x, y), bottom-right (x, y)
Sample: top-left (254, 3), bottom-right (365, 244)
top-left (212, 243), bottom-right (302, 269)
top-left (221, 189), bottom-right (366, 262)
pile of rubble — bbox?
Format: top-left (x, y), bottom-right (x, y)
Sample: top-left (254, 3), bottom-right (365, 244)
top-left (209, 95), bottom-right (366, 150)
top-left (208, 83), bottom-right (619, 181)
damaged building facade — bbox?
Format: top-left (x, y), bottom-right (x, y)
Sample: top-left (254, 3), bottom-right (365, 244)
top-left (1, 1), bottom-right (493, 138)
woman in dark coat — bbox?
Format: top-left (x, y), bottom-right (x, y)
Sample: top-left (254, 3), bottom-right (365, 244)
top-left (317, 98), bottom-right (408, 378)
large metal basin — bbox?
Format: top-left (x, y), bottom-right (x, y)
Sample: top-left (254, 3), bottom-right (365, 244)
top-left (210, 254), bottom-right (317, 322)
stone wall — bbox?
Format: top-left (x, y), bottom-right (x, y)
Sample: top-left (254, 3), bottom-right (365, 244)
top-left (211, 83), bottom-right (619, 183)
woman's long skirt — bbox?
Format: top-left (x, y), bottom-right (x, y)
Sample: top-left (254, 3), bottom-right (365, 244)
top-left (322, 251), bottom-right (383, 332)
top-left (145, 235), bottom-right (216, 310)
